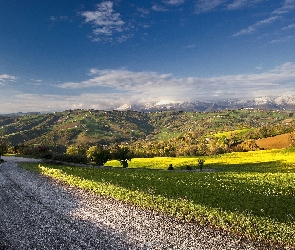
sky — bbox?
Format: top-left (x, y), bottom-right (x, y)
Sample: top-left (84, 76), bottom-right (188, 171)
top-left (1, 0), bottom-right (295, 113)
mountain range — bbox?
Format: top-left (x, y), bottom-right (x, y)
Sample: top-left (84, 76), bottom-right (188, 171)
top-left (117, 96), bottom-right (295, 112)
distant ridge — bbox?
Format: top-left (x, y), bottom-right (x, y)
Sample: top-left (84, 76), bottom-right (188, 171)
top-left (116, 95), bottom-right (295, 112)
top-left (1, 95), bottom-right (295, 116)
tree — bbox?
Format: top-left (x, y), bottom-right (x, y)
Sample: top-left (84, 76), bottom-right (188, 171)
top-left (0, 140), bottom-right (8, 161)
top-left (239, 139), bottom-right (259, 152)
top-left (113, 146), bottom-right (133, 168)
top-left (86, 146), bottom-right (110, 166)
top-left (198, 158), bottom-right (205, 171)
top-left (66, 145), bottom-right (87, 155)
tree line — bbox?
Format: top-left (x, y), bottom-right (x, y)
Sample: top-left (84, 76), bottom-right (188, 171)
top-left (0, 143), bottom-right (133, 168)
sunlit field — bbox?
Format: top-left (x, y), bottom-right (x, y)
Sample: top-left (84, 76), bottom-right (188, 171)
top-left (20, 148), bottom-right (295, 247)
top-left (106, 148), bottom-right (295, 172)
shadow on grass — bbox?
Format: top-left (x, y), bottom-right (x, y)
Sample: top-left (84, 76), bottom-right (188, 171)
top-left (38, 160), bottom-right (295, 224)
top-left (206, 160), bottom-right (295, 173)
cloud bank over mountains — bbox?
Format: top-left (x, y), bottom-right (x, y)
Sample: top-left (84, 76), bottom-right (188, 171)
top-left (1, 62), bottom-right (295, 113)
top-left (59, 62), bottom-right (295, 100)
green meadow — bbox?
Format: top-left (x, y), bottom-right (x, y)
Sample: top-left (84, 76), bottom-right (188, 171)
top-left (20, 148), bottom-right (295, 247)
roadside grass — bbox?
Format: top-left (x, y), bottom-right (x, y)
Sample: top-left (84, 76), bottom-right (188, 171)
top-left (20, 148), bottom-right (295, 247)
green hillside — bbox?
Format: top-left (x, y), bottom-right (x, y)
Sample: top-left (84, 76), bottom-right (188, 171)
top-left (1, 109), bottom-right (294, 153)
top-left (0, 110), bottom-right (154, 146)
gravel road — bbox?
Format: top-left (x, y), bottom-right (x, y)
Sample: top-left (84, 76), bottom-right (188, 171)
top-left (0, 156), bottom-right (280, 249)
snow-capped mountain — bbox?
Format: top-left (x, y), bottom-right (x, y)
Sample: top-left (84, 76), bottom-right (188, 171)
top-left (117, 103), bottom-right (132, 111)
top-left (115, 96), bottom-right (295, 112)
top-left (274, 96), bottom-right (295, 106)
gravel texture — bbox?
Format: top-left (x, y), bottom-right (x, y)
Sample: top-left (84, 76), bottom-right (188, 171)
top-left (0, 156), bottom-right (282, 249)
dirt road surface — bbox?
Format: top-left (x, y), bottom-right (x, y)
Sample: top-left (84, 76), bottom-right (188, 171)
top-left (0, 156), bottom-right (274, 249)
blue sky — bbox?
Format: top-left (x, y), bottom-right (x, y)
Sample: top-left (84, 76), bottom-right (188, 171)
top-left (1, 0), bottom-right (295, 113)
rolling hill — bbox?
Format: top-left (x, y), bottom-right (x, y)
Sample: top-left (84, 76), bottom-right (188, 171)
top-left (0, 109), bottom-right (294, 152)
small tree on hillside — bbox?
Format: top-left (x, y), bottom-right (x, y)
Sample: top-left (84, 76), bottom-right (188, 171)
top-left (0, 140), bottom-right (8, 161)
top-left (198, 158), bottom-right (205, 171)
top-left (66, 145), bottom-right (87, 155)
top-left (239, 140), bottom-right (259, 152)
top-left (86, 146), bottom-right (110, 166)
top-left (113, 146), bottom-right (133, 168)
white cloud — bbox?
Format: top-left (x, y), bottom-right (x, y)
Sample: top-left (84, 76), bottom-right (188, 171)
top-left (232, 1), bottom-right (295, 38)
top-left (195, 0), bottom-right (227, 13)
top-left (233, 16), bottom-right (280, 36)
top-left (137, 7), bottom-right (150, 16)
top-left (272, 0), bottom-right (295, 14)
top-left (59, 70), bottom-right (177, 91)
top-left (152, 0), bottom-right (185, 11)
top-left (186, 44), bottom-right (196, 48)
top-left (194, 0), bottom-right (295, 14)
top-left (268, 35), bottom-right (295, 43)
top-left (58, 62), bottom-right (295, 103)
top-left (164, 0), bottom-right (185, 5)
top-left (0, 92), bottom-right (148, 114)
top-left (152, 5), bottom-right (169, 12)
top-left (282, 23), bottom-right (295, 30)
top-left (30, 79), bottom-right (43, 83)
top-left (226, 0), bottom-right (264, 10)
top-left (210, 62), bottom-right (295, 85)
top-left (0, 74), bottom-right (18, 84)
top-left (81, 1), bottom-right (125, 39)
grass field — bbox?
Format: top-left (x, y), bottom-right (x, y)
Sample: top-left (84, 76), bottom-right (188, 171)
top-left (20, 148), bottom-right (295, 247)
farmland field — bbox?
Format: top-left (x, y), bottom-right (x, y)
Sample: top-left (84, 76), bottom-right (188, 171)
top-left (256, 133), bottom-right (291, 150)
top-left (20, 148), bottom-right (295, 247)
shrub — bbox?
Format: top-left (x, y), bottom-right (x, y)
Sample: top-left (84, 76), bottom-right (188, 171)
top-left (86, 146), bottom-right (110, 166)
top-left (198, 159), bottom-right (205, 171)
top-left (112, 146), bottom-right (133, 168)
top-left (52, 153), bottom-right (88, 164)
top-left (66, 145), bottom-right (87, 155)
top-left (0, 141), bottom-right (8, 160)
top-left (37, 145), bottom-right (53, 159)
top-left (167, 164), bottom-right (174, 170)
top-left (185, 165), bottom-right (192, 171)
top-left (16, 144), bottom-right (53, 159)
top-left (238, 140), bottom-right (259, 152)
